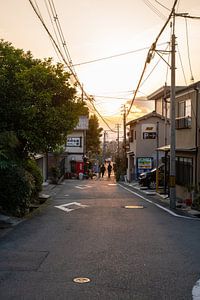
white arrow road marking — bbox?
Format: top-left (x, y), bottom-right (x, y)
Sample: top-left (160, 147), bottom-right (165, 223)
top-left (55, 202), bottom-right (88, 213)
top-left (75, 185), bottom-right (92, 189)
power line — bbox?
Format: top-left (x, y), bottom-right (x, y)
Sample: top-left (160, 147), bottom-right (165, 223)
top-left (185, 17), bottom-right (194, 82)
top-left (155, 0), bottom-right (170, 11)
top-left (177, 44), bottom-right (187, 85)
top-left (28, 0), bottom-right (115, 132)
top-left (126, 0), bottom-right (178, 116)
top-left (94, 95), bottom-right (152, 102)
top-left (143, 0), bottom-right (167, 20)
top-left (72, 43), bottom-right (168, 67)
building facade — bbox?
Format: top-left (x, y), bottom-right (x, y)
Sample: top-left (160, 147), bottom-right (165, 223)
top-left (65, 115), bottom-right (88, 178)
top-left (126, 111), bottom-right (170, 182)
top-left (148, 82), bottom-right (200, 201)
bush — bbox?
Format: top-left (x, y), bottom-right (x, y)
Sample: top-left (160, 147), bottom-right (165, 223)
top-left (50, 166), bottom-right (60, 184)
top-left (25, 159), bottom-right (43, 201)
top-left (0, 165), bottom-right (34, 217)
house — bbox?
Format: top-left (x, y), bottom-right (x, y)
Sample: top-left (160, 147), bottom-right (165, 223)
top-left (65, 115), bottom-right (88, 178)
top-left (174, 81), bottom-right (200, 200)
top-left (126, 111), bottom-right (170, 182)
top-left (148, 82), bottom-right (200, 201)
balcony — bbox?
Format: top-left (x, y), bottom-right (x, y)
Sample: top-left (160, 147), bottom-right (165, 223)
top-left (175, 116), bottom-right (192, 129)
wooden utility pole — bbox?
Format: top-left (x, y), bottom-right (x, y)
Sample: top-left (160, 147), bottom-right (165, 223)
top-left (115, 124), bottom-right (120, 157)
top-left (123, 105), bottom-right (126, 150)
top-left (102, 131), bottom-right (107, 163)
top-left (156, 122), bottom-right (159, 192)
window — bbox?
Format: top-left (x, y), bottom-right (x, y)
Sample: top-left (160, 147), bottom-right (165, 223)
top-left (185, 100), bottom-right (191, 117)
top-left (176, 157), bottom-right (193, 186)
top-left (176, 99), bottom-right (192, 129)
top-left (177, 99), bottom-right (191, 117)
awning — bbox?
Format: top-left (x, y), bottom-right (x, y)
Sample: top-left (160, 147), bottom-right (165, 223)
top-left (156, 145), bottom-right (197, 153)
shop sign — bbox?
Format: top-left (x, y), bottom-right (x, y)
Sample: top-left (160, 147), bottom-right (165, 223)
top-left (67, 137), bottom-right (81, 147)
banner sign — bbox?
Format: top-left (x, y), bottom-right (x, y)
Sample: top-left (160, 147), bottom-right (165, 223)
top-left (137, 157), bottom-right (153, 177)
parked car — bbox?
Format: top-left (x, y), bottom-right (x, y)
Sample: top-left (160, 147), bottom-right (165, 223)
top-left (138, 165), bottom-right (165, 189)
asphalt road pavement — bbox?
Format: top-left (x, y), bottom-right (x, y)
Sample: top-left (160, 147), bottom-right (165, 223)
top-left (0, 176), bottom-right (200, 299)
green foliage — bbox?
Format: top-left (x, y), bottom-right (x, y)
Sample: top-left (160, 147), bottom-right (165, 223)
top-left (114, 155), bottom-right (126, 182)
top-left (0, 165), bottom-right (34, 217)
top-left (86, 114), bottom-right (103, 156)
top-left (25, 159), bottom-right (43, 201)
top-left (50, 166), bottom-right (60, 184)
top-left (0, 40), bottom-right (87, 155)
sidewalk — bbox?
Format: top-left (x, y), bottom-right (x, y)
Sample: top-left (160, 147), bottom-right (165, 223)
top-left (123, 180), bottom-right (200, 219)
top-left (0, 181), bottom-right (57, 237)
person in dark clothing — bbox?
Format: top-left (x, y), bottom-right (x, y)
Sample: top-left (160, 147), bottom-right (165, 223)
top-left (100, 164), bottom-right (106, 178)
top-left (107, 163), bottom-right (112, 178)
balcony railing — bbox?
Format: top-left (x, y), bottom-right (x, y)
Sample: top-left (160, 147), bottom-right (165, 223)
top-left (175, 116), bottom-right (192, 129)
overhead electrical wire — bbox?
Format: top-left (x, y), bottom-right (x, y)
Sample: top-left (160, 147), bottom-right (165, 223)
top-left (94, 95), bottom-right (153, 102)
top-left (34, 0), bottom-right (62, 62)
top-left (126, 0), bottom-right (178, 117)
top-left (143, 0), bottom-right (167, 21)
top-left (177, 44), bottom-right (187, 85)
top-left (44, 0), bottom-right (65, 62)
top-left (139, 43), bottom-right (170, 89)
top-left (47, 0), bottom-right (75, 72)
top-left (72, 43), bottom-right (168, 67)
top-left (185, 17), bottom-right (194, 82)
top-left (155, 0), bottom-right (170, 11)
top-left (28, 0), bottom-right (115, 132)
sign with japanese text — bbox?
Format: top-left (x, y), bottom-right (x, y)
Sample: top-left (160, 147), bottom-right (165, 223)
top-left (141, 124), bottom-right (156, 139)
top-left (67, 137), bottom-right (81, 147)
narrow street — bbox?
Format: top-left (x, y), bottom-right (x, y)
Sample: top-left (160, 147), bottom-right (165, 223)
top-left (1, 177), bottom-right (200, 299)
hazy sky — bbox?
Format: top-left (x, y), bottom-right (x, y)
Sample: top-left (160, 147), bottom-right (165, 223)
top-left (1, 0), bottom-right (200, 134)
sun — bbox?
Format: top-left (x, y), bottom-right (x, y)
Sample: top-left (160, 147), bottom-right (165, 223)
top-left (94, 98), bottom-right (125, 116)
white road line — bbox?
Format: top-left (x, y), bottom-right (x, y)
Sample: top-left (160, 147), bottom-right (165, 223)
top-left (118, 184), bottom-right (197, 220)
top-left (192, 279), bottom-right (200, 299)
top-left (75, 185), bottom-right (92, 189)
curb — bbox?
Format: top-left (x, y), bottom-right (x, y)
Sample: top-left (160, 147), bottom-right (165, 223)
top-left (122, 181), bottom-right (200, 219)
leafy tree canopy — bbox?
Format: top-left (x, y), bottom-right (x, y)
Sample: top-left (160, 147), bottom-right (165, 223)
top-left (86, 114), bottom-right (103, 156)
top-left (0, 40), bottom-right (88, 156)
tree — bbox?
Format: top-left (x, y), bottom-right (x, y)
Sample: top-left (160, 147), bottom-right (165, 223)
top-left (0, 40), bottom-right (87, 157)
top-left (86, 114), bottom-right (103, 157)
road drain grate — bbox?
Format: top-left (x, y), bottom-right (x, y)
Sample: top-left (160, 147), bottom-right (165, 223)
top-left (124, 205), bottom-right (144, 209)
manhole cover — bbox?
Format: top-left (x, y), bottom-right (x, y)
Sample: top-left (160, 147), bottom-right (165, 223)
top-left (124, 205), bottom-right (144, 209)
top-left (73, 277), bottom-right (91, 283)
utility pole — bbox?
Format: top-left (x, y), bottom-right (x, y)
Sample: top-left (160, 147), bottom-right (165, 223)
top-left (123, 105), bottom-right (126, 149)
top-left (122, 105), bottom-right (127, 173)
top-left (156, 122), bottom-right (159, 193)
top-left (102, 131), bottom-right (107, 163)
top-left (115, 124), bottom-right (120, 157)
top-left (169, 11), bottom-right (176, 209)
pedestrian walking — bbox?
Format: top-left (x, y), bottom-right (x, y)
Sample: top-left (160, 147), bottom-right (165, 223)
top-left (107, 162), bottom-right (112, 178)
top-left (100, 164), bottom-right (106, 178)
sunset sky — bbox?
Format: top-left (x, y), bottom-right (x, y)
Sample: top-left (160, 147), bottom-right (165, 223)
top-left (1, 0), bottom-right (200, 138)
